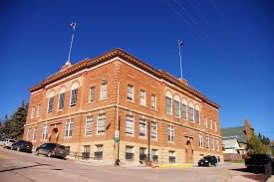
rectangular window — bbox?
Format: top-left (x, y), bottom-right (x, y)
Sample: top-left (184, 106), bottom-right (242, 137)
top-left (125, 115), bottom-right (134, 135)
top-left (151, 94), bottom-right (156, 110)
top-left (65, 119), bottom-right (73, 137)
top-left (169, 151), bottom-right (176, 163)
top-left (27, 128), bottom-right (32, 141)
top-left (94, 144), bottom-right (103, 160)
top-left (85, 116), bottom-right (93, 136)
top-left (212, 137), bottom-right (215, 150)
top-left (151, 149), bottom-right (158, 162)
top-left (125, 145), bottom-right (134, 161)
top-left (83, 145), bottom-right (90, 153)
top-left (58, 93), bottom-right (65, 110)
top-left (199, 134), bottom-right (204, 148)
top-left (139, 147), bottom-right (147, 161)
top-left (189, 107), bottom-right (194, 122)
top-left (194, 109), bottom-right (200, 124)
top-left (168, 125), bottom-right (175, 142)
top-left (32, 127), bottom-right (38, 142)
top-left (97, 114), bottom-right (106, 134)
top-left (139, 119), bottom-right (147, 137)
top-left (175, 100), bottom-right (180, 118)
top-left (48, 97), bottom-right (54, 113)
top-left (89, 86), bottom-right (95, 102)
top-left (127, 84), bottom-right (134, 101)
top-left (166, 97), bottom-right (172, 114)
top-left (140, 90), bottom-right (146, 106)
top-left (205, 117), bottom-right (208, 128)
top-left (100, 81), bottom-right (107, 100)
top-left (37, 104), bottom-right (41, 117)
top-left (182, 104), bottom-right (187, 120)
top-left (42, 124), bottom-right (48, 140)
top-left (70, 88), bottom-right (78, 106)
top-left (206, 136), bottom-right (210, 148)
top-left (31, 106), bottom-right (35, 118)
top-left (151, 122), bottom-right (157, 139)
top-left (210, 119), bottom-right (213, 129)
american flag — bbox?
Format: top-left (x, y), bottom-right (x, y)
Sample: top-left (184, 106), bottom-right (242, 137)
top-left (70, 22), bottom-right (76, 31)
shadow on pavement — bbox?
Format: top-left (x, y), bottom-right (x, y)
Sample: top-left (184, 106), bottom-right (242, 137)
top-left (229, 168), bottom-right (268, 182)
top-left (0, 162), bottom-right (51, 173)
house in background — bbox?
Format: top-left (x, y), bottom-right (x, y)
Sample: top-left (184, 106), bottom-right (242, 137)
top-left (221, 119), bottom-right (253, 161)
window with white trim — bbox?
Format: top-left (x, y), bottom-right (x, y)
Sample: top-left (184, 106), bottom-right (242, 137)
top-left (125, 115), bottom-right (134, 135)
top-left (199, 134), bottom-right (204, 147)
top-left (58, 92), bottom-right (65, 110)
top-left (151, 149), bottom-right (158, 162)
top-left (31, 106), bottom-right (35, 118)
top-left (194, 108), bottom-right (200, 124)
top-left (89, 86), bottom-right (95, 102)
top-left (125, 145), bottom-right (134, 160)
top-left (175, 100), bottom-right (180, 118)
top-left (204, 117), bottom-right (208, 128)
top-left (85, 116), bottom-right (93, 136)
top-left (94, 144), bottom-right (103, 160)
top-left (151, 122), bottom-right (157, 139)
top-left (151, 94), bottom-right (156, 110)
top-left (48, 97), bottom-right (54, 113)
top-left (169, 151), bottom-right (176, 163)
top-left (166, 97), bottom-right (172, 114)
top-left (139, 119), bottom-right (147, 137)
top-left (140, 90), bottom-right (146, 106)
top-left (42, 124), bottom-right (48, 140)
top-left (27, 128), bottom-right (32, 141)
top-left (216, 138), bottom-right (220, 151)
top-left (127, 84), bottom-right (134, 101)
top-left (70, 88), bottom-right (78, 106)
top-left (100, 81), bottom-right (107, 100)
top-left (97, 113), bottom-right (106, 134)
top-left (37, 104), bottom-right (41, 117)
top-left (65, 119), bottom-right (73, 137)
top-left (189, 106), bottom-right (194, 122)
top-left (167, 125), bottom-right (175, 142)
top-left (182, 103), bottom-right (187, 120)
top-left (32, 127), bottom-right (38, 142)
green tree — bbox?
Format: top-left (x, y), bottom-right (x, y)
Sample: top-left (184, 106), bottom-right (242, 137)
top-left (248, 131), bottom-right (264, 154)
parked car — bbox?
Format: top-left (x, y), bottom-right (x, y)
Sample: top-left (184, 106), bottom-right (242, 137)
top-left (35, 143), bottom-right (67, 159)
top-left (3, 139), bottom-right (16, 149)
top-left (245, 154), bottom-right (274, 172)
top-left (11, 140), bottom-right (33, 152)
top-left (198, 155), bottom-right (217, 167)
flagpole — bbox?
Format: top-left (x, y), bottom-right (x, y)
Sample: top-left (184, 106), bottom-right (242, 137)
top-left (66, 22), bottom-right (76, 64)
top-left (178, 40), bottom-right (183, 79)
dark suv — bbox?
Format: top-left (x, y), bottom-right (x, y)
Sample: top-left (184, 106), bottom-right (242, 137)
top-left (198, 155), bottom-right (217, 167)
top-left (11, 140), bottom-right (33, 153)
top-left (35, 143), bottom-right (67, 159)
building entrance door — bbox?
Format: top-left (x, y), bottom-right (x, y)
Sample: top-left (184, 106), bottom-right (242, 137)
top-left (49, 128), bottom-right (58, 143)
top-left (185, 140), bottom-right (193, 163)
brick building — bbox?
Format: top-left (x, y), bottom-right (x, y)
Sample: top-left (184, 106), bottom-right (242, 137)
top-left (24, 48), bottom-right (223, 164)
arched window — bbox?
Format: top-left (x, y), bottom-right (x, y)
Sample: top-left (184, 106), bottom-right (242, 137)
top-left (194, 104), bottom-right (200, 124)
top-left (165, 91), bottom-right (172, 115)
top-left (58, 87), bottom-right (66, 110)
top-left (182, 98), bottom-right (188, 120)
top-left (188, 102), bottom-right (194, 122)
top-left (70, 82), bottom-right (79, 107)
top-left (47, 91), bottom-right (55, 113)
top-left (174, 95), bottom-right (180, 118)
top-left (100, 80), bottom-right (107, 100)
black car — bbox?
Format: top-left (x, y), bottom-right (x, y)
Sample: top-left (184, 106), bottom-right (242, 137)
top-left (198, 155), bottom-right (217, 167)
top-left (11, 140), bottom-right (33, 153)
top-left (35, 143), bottom-right (67, 159)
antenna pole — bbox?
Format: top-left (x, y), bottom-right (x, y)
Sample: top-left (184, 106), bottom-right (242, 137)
top-left (178, 40), bottom-right (183, 79)
top-left (66, 22), bottom-right (76, 65)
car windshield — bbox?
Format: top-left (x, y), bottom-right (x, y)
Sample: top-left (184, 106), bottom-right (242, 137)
top-left (57, 145), bottom-right (66, 150)
top-left (203, 156), bottom-right (211, 160)
top-left (46, 143), bottom-right (57, 149)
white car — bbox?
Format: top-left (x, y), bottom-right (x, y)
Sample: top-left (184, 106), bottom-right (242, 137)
top-left (3, 139), bottom-right (16, 149)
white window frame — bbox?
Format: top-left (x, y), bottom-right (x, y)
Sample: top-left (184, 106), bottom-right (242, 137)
top-left (37, 104), bottom-right (41, 117)
top-left (47, 97), bottom-right (54, 113)
top-left (139, 119), bottom-right (147, 137)
top-left (166, 97), bottom-right (172, 115)
top-left (182, 103), bottom-right (188, 120)
top-left (97, 113), bottom-right (106, 134)
top-left (100, 81), bottom-right (107, 100)
top-left (32, 126), bottom-right (38, 142)
top-left (58, 92), bottom-right (65, 110)
top-left (205, 117), bottom-right (208, 128)
top-left (70, 88), bottom-right (78, 107)
top-left (89, 86), bottom-right (96, 103)
top-left (31, 106), bottom-right (35, 119)
top-left (140, 90), bottom-right (146, 106)
top-left (85, 116), bottom-right (93, 136)
top-left (127, 84), bottom-right (134, 102)
top-left (167, 125), bottom-right (175, 143)
top-left (175, 100), bottom-right (180, 118)
top-left (189, 106), bottom-right (194, 122)
top-left (27, 128), bottom-right (32, 141)
top-left (151, 122), bottom-right (157, 140)
top-left (210, 119), bottom-right (213, 129)
top-left (65, 119), bottom-right (73, 137)
top-left (125, 115), bottom-right (134, 136)
top-left (151, 94), bottom-right (157, 110)
top-left (199, 134), bottom-right (204, 148)
top-left (42, 124), bottom-right (48, 140)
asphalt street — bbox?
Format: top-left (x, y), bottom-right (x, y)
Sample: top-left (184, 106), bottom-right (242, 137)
top-left (0, 147), bottom-right (271, 182)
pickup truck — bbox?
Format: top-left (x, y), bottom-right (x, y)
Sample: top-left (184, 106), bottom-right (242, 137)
top-left (245, 154), bottom-right (273, 172)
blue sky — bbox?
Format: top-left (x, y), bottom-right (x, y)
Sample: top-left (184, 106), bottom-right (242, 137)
top-left (0, 0), bottom-right (273, 139)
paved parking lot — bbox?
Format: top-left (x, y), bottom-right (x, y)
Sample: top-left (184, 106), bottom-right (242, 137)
top-left (0, 147), bottom-right (272, 182)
